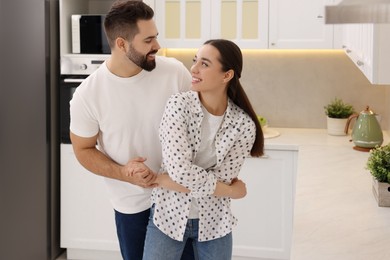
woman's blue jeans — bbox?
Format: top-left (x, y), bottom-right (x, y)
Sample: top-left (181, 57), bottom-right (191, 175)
top-left (115, 208), bottom-right (195, 260)
top-left (143, 206), bottom-right (232, 260)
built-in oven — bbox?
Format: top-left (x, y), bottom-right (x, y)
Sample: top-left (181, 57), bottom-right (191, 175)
top-left (59, 55), bottom-right (107, 144)
top-left (59, 75), bottom-right (86, 144)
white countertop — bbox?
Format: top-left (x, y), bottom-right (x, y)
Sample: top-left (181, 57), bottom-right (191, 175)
top-left (264, 128), bottom-right (390, 260)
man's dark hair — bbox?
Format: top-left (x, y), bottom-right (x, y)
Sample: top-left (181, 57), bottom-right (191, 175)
top-left (104, 1), bottom-right (154, 48)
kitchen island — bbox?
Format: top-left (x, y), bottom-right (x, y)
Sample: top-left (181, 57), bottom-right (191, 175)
top-left (265, 128), bottom-right (390, 260)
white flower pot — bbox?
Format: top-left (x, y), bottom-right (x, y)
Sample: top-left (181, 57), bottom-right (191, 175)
top-left (372, 178), bottom-right (390, 207)
top-left (326, 117), bottom-right (348, 136)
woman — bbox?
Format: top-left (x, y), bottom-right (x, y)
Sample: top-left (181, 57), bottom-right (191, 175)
top-left (143, 39), bottom-right (264, 260)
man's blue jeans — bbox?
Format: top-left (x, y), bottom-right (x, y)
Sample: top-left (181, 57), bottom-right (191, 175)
top-left (142, 206), bottom-right (232, 260)
top-left (115, 208), bottom-right (150, 260)
top-left (115, 208), bottom-right (195, 260)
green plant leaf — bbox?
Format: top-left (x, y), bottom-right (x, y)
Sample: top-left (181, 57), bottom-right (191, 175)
top-left (367, 144), bottom-right (390, 184)
top-left (324, 97), bottom-right (355, 119)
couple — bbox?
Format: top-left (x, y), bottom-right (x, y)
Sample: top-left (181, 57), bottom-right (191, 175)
top-left (69, 1), bottom-right (264, 260)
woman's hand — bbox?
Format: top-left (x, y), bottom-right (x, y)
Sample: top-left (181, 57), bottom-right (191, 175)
top-left (229, 178), bottom-right (247, 199)
top-left (155, 173), bottom-right (190, 193)
top-left (213, 177), bottom-right (247, 199)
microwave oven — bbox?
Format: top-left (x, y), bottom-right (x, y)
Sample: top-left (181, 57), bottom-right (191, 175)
top-left (71, 15), bottom-right (110, 54)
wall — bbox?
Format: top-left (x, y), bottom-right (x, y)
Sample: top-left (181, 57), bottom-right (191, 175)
top-left (166, 49), bottom-right (389, 131)
top-left (386, 88), bottom-right (390, 132)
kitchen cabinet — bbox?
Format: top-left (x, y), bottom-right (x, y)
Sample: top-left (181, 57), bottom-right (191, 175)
top-left (154, 0), bottom-right (337, 49)
top-left (154, 0), bottom-right (268, 49)
top-left (61, 144), bottom-right (298, 260)
top-left (341, 23), bottom-right (390, 85)
top-left (269, 0), bottom-right (336, 49)
top-left (232, 149), bottom-right (298, 260)
top-left (60, 144), bottom-right (122, 260)
top-left (60, 0), bottom-right (337, 50)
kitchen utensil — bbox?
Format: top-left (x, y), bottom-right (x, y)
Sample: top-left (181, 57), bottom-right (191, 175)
top-left (344, 106), bottom-right (383, 148)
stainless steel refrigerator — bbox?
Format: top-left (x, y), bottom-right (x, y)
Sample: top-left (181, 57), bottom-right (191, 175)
top-left (0, 0), bottom-right (62, 259)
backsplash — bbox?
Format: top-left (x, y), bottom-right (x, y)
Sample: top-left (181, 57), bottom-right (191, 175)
top-left (165, 49), bottom-right (390, 132)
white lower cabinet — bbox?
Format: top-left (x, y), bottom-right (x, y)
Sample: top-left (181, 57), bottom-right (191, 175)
top-left (61, 144), bottom-right (298, 260)
top-left (60, 144), bottom-right (121, 260)
top-left (232, 149), bottom-right (298, 260)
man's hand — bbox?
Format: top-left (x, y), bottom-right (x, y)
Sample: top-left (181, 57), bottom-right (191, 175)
top-left (122, 157), bottom-right (157, 188)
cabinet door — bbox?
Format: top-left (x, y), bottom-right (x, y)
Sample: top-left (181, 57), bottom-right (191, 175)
top-left (213, 0), bottom-right (268, 49)
top-left (60, 145), bottom-right (120, 258)
top-left (342, 24), bottom-right (370, 81)
top-left (342, 23), bottom-right (390, 85)
top-left (231, 149), bottom-right (298, 260)
top-left (269, 0), bottom-right (334, 49)
top-left (155, 0), bottom-right (211, 48)
top-left (154, 0), bottom-right (268, 49)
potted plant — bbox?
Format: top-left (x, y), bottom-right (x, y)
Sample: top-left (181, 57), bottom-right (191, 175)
top-left (324, 97), bottom-right (355, 135)
top-left (366, 144), bottom-right (390, 207)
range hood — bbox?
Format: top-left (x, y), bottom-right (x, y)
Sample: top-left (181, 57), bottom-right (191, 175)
top-left (325, 0), bottom-right (390, 24)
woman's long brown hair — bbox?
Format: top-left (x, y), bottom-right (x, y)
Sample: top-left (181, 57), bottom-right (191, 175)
top-left (204, 39), bottom-right (264, 157)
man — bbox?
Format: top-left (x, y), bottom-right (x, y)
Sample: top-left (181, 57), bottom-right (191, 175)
top-left (69, 1), bottom-right (193, 259)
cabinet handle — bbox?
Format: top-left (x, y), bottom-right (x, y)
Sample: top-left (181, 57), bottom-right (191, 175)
top-left (317, 15), bottom-right (323, 18)
top-left (346, 49), bottom-right (351, 53)
top-left (271, 43), bottom-right (275, 46)
top-left (342, 45), bottom-right (347, 49)
top-left (356, 60), bottom-right (364, 66)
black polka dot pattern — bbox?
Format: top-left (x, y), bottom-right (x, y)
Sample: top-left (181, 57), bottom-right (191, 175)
top-left (151, 90), bottom-right (256, 241)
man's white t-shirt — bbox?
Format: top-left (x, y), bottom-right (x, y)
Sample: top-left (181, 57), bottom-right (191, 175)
top-left (70, 56), bottom-right (191, 214)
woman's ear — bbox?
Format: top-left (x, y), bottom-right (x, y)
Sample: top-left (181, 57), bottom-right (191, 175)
top-left (223, 69), bottom-right (234, 83)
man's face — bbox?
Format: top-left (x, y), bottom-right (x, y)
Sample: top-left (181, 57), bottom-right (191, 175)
top-left (126, 19), bottom-right (160, 71)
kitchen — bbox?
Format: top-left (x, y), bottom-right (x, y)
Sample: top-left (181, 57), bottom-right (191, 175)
top-left (1, 0), bottom-right (390, 260)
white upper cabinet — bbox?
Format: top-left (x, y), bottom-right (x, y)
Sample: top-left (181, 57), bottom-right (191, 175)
top-left (154, 0), bottom-right (268, 49)
top-left (60, 0), bottom-right (337, 50)
top-left (154, 0), bottom-right (337, 49)
top-left (269, 0), bottom-right (335, 49)
top-left (341, 24), bottom-right (390, 85)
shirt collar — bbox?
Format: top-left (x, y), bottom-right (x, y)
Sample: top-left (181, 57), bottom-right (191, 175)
top-left (189, 90), bottom-right (243, 127)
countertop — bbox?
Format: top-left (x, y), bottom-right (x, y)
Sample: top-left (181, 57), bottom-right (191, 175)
top-left (264, 128), bottom-right (390, 260)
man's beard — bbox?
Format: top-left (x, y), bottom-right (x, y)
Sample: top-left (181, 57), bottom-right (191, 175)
top-left (126, 44), bottom-right (157, 71)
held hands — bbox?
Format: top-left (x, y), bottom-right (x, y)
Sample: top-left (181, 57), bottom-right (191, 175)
top-left (122, 157), bottom-right (157, 188)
